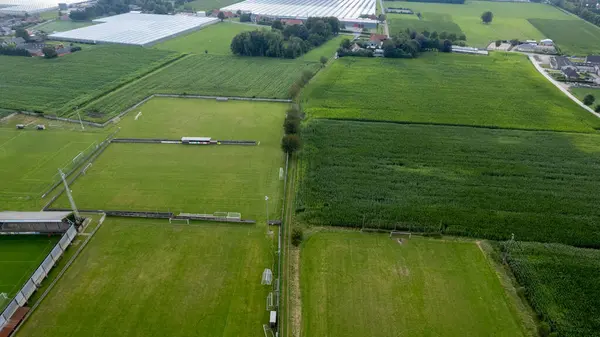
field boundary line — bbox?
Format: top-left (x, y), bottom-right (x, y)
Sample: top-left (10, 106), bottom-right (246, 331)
top-left (316, 117), bottom-right (600, 134)
top-left (11, 216), bottom-right (106, 337)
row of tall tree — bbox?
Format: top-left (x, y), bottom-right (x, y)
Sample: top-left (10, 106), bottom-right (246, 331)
top-left (230, 17), bottom-right (340, 58)
top-left (549, 0), bottom-right (600, 29)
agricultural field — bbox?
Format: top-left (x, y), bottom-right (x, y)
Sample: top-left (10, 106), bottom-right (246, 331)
top-left (384, 1), bottom-right (575, 47)
top-left (302, 53), bottom-right (600, 132)
top-left (155, 22), bottom-right (257, 55)
top-left (0, 115), bottom-right (106, 211)
top-left (0, 46), bottom-right (178, 117)
top-left (529, 18), bottom-right (600, 55)
top-left (182, 0), bottom-right (241, 11)
top-left (301, 232), bottom-right (525, 337)
top-left (0, 235), bottom-right (59, 311)
top-left (298, 35), bottom-right (347, 62)
top-left (82, 55), bottom-right (319, 122)
top-left (506, 241), bottom-right (600, 336)
top-left (297, 119), bottom-right (600, 247)
top-left (17, 218), bottom-right (275, 337)
top-left (387, 13), bottom-right (463, 36)
top-left (53, 98), bottom-right (286, 221)
top-left (36, 20), bottom-right (95, 33)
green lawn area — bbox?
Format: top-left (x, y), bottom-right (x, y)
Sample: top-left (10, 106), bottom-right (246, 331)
top-left (16, 218), bottom-right (274, 337)
top-left (387, 13), bottom-right (463, 36)
top-left (529, 18), bottom-right (600, 55)
top-left (506, 241), bottom-right (600, 336)
top-left (301, 232), bottom-right (525, 337)
top-left (0, 235), bottom-right (59, 311)
top-left (54, 98), bottom-right (286, 221)
top-left (384, 1), bottom-right (575, 47)
top-left (155, 22), bottom-right (257, 55)
top-left (37, 20), bottom-right (95, 33)
top-left (302, 53), bottom-right (600, 132)
top-left (83, 55), bottom-right (319, 122)
top-left (0, 45), bottom-right (178, 117)
top-left (570, 87), bottom-right (600, 104)
top-left (297, 120), bottom-right (600, 247)
top-left (0, 115), bottom-right (106, 211)
top-left (298, 35), bottom-right (346, 62)
top-left (37, 10), bottom-right (59, 21)
top-left (183, 0), bottom-right (242, 11)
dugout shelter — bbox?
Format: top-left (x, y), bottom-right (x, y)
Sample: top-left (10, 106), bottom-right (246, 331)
top-left (0, 211), bottom-right (75, 234)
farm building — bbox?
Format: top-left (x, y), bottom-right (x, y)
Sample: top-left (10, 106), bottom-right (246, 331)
top-left (551, 56), bottom-right (573, 70)
top-left (586, 55), bottom-right (600, 64)
top-left (49, 13), bottom-right (219, 47)
top-left (452, 46), bottom-right (488, 55)
top-left (0, 211), bottom-right (75, 234)
top-left (220, 0), bottom-right (377, 28)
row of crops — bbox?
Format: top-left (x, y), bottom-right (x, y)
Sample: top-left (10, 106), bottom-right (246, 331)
top-left (301, 53), bottom-right (600, 132)
top-left (504, 241), bottom-right (600, 336)
top-left (81, 55), bottom-right (320, 122)
top-left (0, 46), bottom-right (178, 117)
top-left (297, 119), bottom-right (600, 247)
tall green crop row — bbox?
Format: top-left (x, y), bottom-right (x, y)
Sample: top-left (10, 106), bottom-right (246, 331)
top-left (504, 241), bottom-right (600, 336)
top-left (297, 119), bottom-right (600, 247)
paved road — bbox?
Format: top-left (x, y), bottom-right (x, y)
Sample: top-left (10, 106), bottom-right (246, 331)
top-left (379, 0), bottom-right (390, 37)
top-left (528, 55), bottom-right (600, 119)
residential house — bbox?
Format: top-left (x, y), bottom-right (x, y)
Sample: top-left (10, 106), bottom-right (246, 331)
top-left (562, 67), bottom-right (580, 80)
top-left (212, 10), bottom-right (234, 18)
top-left (550, 56), bottom-right (573, 70)
top-left (573, 62), bottom-right (596, 73)
top-left (281, 18), bottom-right (302, 26)
top-left (365, 34), bottom-right (387, 48)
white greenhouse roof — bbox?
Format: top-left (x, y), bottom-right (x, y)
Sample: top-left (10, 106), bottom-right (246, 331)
top-left (0, 0), bottom-right (82, 14)
top-left (221, 0), bottom-right (376, 20)
top-left (49, 13), bottom-right (219, 46)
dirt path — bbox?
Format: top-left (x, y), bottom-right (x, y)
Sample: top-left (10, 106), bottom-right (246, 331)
top-left (283, 155), bottom-right (301, 337)
top-left (379, 0), bottom-right (390, 37)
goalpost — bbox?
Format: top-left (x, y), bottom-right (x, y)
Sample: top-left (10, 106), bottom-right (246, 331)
top-left (169, 218), bottom-right (189, 224)
top-left (390, 231), bottom-right (412, 239)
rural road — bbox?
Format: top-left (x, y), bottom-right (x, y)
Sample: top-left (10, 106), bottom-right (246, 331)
top-left (379, 0), bottom-right (389, 37)
top-left (528, 55), bottom-right (600, 119)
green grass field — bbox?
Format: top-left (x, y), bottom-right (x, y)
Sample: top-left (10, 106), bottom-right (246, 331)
top-left (298, 35), bottom-right (347, 62)
top-left (387, 13), bottom-right (463, 36)
top-left (54, 98), bottom-right (285, 220)
top-left (0, 46), bottom-right (177, 117)
top-left (0, 115), bottom-right (106, 211)
top-left (506, 241), bottom-right (600, 336)
top-left (302, 53), bottom-right (600, 132)
top-left (183, 0), bottom-right (241, 11)
top-left (297, 119), bottom-right (600, 247)
top-left (384, 1), bottom-right (574, 47)
top-left (301, 232), bottom-right (525, 337)
top-left (16, 218), bottom-right (274, 337)
top-left (155, 23), bottom-right (257, 55)
top-left (83, 55), bottom-right (319, 122)
top-left (529, 18), bottom-right (600, 55)
top-left (37, 20), bottom-right (95, 33)
top-left (570, 87), bottom-right (600, 103)
top-left (0, 236), bottom-right (59, 310)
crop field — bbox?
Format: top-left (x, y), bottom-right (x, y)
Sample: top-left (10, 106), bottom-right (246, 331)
top-left (37, 20), bottom-right (95, 33)
top-left (82, 55), bottom-right (319, 122)
top-left (529, 18), bottom-right (600, 55)
top-left (302, 53), bottom-right (600, 132)
top-left (298, 35), bottom-right (347, 62)
top-left (0, 115), bottom-right (106, 211)
top-left (387, 13), bottom-right (463, 36)
top-left (17, 218), bottom-right (274, 337)
top-left (0, 46), bottom-right (177, 117)
top-left (54, 98), bottom-right (285, 220)
top-left (297, 120), bottom-right (600, 247)
top-left (0, 235), bottom-right (59, 311)
top-left (155, 22), bottom-right (256, 55)
top-left (506, 241), bottom-right (600, 336)
top-left (384, 1), bottom-right (575, 47)
top-left (301, 232), bottom-right (525, 337)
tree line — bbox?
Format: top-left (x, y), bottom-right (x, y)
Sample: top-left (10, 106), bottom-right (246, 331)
top-left (230, 17), bottom-right (340, 58)
top-left (549, 0), bottom-right (600, 30)
top-left (69, 0), bottom-right (175, 20)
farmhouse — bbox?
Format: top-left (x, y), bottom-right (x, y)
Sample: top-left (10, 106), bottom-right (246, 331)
top-left (366, 34), bottom-right (387, 48)
top-left (586, 55), bottom-right (600, 64)
top-left (562, 67), bottom-right (580, 80)
top-left (551, 56), bottom-right (573, 70)
top-left (0, 211), bottom-right (75, 234)
top-left (281, 18), bottom-right (303, 26)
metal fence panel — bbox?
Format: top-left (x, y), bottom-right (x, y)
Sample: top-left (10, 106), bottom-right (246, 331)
top-left (67, 225), bottom-right (77, 241)
top-left (58, 234), bottom-right (70, 250)
top-left (2, 300), bottom-right (18, 322)
top-left (42, 254), bottom-right (54, 272)
top-left (15, 292), bottom-right (26, 306)
top-left (50, 245), bottom-right (63, 262)
top-left (21, 280), bottom-right (36, 299)
top-left (0, 315), bottom-right (6, 330)
top-left (32, 266), bottom-right (46, 286)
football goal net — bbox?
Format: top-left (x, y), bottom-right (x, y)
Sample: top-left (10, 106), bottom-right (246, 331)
top-left (169, 218), bottom-right (190, 224)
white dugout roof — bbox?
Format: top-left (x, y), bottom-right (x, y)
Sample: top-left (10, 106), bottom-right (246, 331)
top-left (49, 13), bottom-right (219, 46)
top-left (221, 0), bottom-right (376, 20)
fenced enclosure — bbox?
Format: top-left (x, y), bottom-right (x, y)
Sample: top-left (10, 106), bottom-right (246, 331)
top-left (0, 225), bottom-right (77, 331)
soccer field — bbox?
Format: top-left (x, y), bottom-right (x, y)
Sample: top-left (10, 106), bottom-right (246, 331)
top-left (16, 219), bottom-right (275, 337)
top-left (0, 236), bottom-right (59, 311)
top-left (0, 115), bottom-right (107, 211)
top-left (53, 98), bottom-right (286, 221)
top-left (301, 232), bottom-right (525, 337)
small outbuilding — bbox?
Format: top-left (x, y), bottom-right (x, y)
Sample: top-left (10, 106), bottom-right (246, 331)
top-left (0, 211), bottom-right (75, 233)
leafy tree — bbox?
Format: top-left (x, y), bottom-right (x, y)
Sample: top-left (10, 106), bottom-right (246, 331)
top-left (584, 94), bottom-right (595, 105)
top-left (481, 11), bottom-right (493, 24)
top-left (495, 40), bottom-right (501, 47)
top-left (595, 105), bottom-right (600, 113)
top-left (288, 82), bottom-right (302, 97)
top-left (378, 14), bottom-right (386, 22)
top-left (240, 13), bottom-right (251, 22)
top-left (319, 55), bottom-right (328, 65)
top-left (15, 28), bottom-right (29, 41)
top-left (291, 227), bottom-right (303, 246)
top-left (281, 134), bottom-right (301, 153)
top-left (272, 20), bottom-right (283, 30)
top-left (217, 11), bottom-right (225, 21)
top-left (441, 39), bottom-right (452, 52)
top-left (284, 117), bottom-right (300, 134)
top-left (422, 30), bottom-right (430, 37)
top-left (42, 46), bottom-right (58, 59)
top-left (447, 33), bottom-right (457, 41)
top-left (430, 31), bottom-right (438, 39)
top-left (510, 39), bottom-right (520, 46)
top-left (458, 34), bottom-right (466, 41)
top-left (439, 31), bottom-right (448, 40)
top-left (538, 322), bottom-right (551, 337)
top-left (340, 38), bottom-right (351, 49)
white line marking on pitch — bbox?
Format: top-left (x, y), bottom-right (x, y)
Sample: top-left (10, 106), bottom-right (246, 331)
top-left (134, 111), bottom-right (142, 120)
